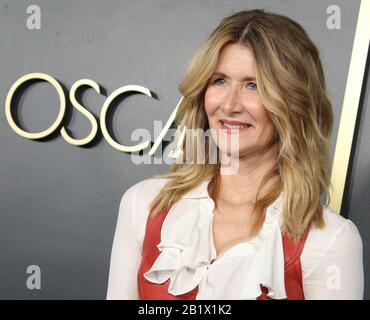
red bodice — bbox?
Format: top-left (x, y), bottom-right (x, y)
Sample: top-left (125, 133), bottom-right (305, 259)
top-left (138, 206), bottom-right (308, 300)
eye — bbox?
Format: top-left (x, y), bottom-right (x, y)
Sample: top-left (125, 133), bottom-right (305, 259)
top-left (213, 77), bottom-right (226, 86)
top-left (246, 82), bottom-right (257, 90)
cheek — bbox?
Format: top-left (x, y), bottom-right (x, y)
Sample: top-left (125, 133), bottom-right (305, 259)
top-left (251, 98), bottom-right (267, 117)
top-left (251, 104), bottom-right (276, 135)
top-left (250, 101), bottom-right (271, 125)
top-left (204, 88), bottom-right (218, 116)
top-left (261, 115), bottom-right (277, 141)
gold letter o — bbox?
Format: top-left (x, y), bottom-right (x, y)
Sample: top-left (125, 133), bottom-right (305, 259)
top-left (5, 72), bottom-right (66, 139)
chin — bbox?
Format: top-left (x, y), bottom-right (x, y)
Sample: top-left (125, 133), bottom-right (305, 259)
top-left (218, 145), bottom-right (242, 158)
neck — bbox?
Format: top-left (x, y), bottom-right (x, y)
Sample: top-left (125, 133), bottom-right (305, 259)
top-left (216, 143), bottom-right (279, 205)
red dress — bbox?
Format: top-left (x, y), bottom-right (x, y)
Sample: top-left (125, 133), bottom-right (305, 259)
top-left (138, 206), bottom-right (309, 300)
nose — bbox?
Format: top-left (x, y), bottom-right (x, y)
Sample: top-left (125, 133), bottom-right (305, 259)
top-left (221, 84), bottom-right (244, 114)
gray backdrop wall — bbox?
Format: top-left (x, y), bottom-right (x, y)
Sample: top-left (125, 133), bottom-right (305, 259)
top-left (0, 0), bottom-right (368, 299)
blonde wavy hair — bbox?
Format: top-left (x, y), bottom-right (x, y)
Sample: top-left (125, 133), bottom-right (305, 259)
top-left (148, 9), bottom-right (333, 240)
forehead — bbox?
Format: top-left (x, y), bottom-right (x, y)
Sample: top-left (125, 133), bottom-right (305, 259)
top-left (215, 43), bottom-right (256, 76)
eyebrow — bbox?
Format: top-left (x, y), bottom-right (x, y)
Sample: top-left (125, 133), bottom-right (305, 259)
top-left (212, 72), bottom-right (256, 81)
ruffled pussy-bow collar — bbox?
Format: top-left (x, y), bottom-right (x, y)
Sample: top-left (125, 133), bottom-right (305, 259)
top-left (143, 179), bottom-right (287, 300)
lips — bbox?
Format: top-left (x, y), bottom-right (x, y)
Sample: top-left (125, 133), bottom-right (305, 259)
top-left (220, 119), bottom-right (252, 127)
top-left (218, 119), bottom-right (252, 133)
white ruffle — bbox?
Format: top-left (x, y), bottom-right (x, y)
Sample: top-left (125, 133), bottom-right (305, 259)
top-left (237, 206), bottom-right (287, 299)
top-left (143, 196), bottom-right (287, 299)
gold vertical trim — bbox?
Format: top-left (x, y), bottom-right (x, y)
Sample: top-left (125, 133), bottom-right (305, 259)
top-left (329, 0), bottom-right (370, 213)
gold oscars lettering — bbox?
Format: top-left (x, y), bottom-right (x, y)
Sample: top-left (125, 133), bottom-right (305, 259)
top-left (5, 72), bottom-right (185, 155)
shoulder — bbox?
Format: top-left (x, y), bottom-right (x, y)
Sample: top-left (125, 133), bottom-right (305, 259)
top-left (121, 178), bottom-right (168, 207)
top-left (308, 207), bottom-right (363, 248)
top-left (302, 206), bottom-right (363, 272)
top-left (301, 207), bottom-right (364, 299)
top-left (119, 177), bottom-right (170, 253)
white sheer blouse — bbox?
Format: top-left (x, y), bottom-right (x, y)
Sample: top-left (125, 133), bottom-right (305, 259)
top-left (106, 178), bottom-right (364, 300)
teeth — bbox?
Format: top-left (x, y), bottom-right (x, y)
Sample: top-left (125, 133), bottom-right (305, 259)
top-left (222, 121), bottom-right (251, 129)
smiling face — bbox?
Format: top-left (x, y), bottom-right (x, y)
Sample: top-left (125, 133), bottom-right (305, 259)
top-left (204, 43), bottom-right (277, 158)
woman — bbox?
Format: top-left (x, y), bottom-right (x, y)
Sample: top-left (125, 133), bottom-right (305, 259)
top-left (106, 9), bottom-right (364, 300)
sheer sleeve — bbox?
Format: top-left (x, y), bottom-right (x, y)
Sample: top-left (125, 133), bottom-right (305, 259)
top-left (106, 184), bottom-right (141, 299)
top-left (302, 215), bottom-right (364, 300)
